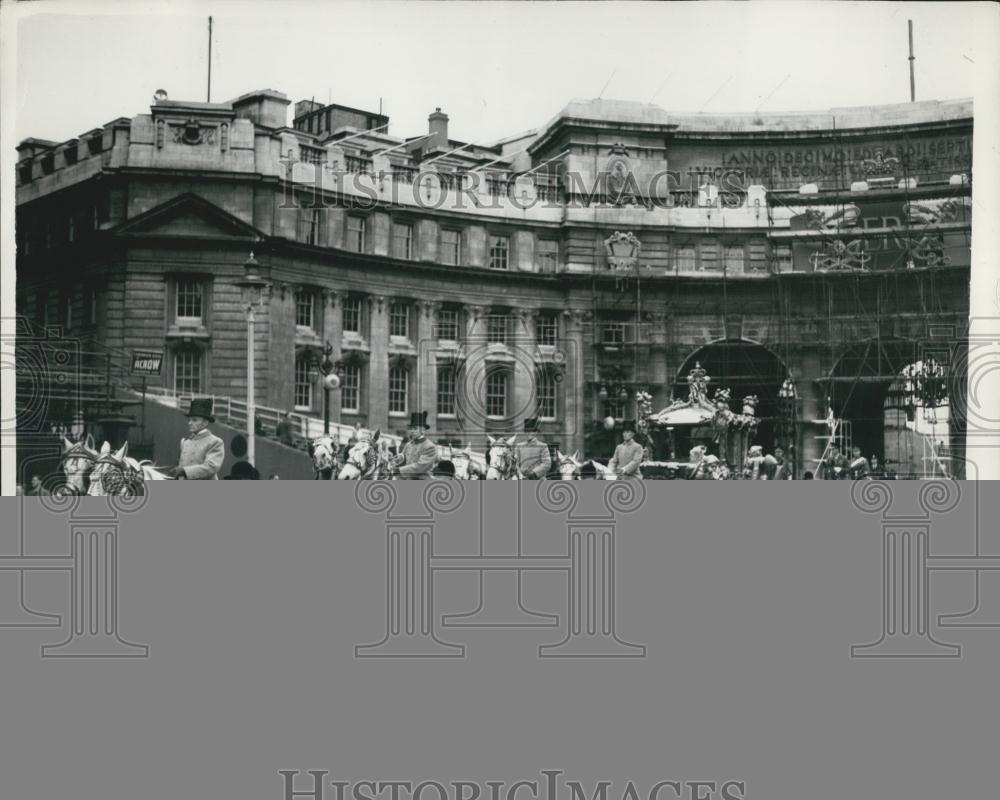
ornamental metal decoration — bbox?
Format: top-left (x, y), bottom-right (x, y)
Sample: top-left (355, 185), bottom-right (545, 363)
top-left (892, 233), bottom-right (951, 268)
top-left (902, 198), bottom-right (971, 226)
top-left (809, 239), bottom-right (871, 272)
top-left (604, 231), bottom-right (642, 273)
top-left (862, 150), bottom-right (901, 179)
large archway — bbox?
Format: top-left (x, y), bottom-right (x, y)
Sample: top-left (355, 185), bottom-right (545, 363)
top-left (828, 337), bottom-right (955, 476)
top-left (673, 339), bottom-right (793, 453)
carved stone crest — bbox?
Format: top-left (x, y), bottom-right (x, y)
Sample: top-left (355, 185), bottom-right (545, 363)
top-left (604, 231), bottom-right (642, 273)
top-left (170, 118), bottom-right (217, 146)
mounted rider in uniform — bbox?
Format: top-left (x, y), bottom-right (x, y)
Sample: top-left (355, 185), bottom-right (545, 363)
top-left (516, 418), bottom-right (551, 480)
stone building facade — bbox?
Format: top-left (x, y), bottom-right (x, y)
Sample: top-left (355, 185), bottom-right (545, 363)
top-left (15, 89), bottom-right (973, 471)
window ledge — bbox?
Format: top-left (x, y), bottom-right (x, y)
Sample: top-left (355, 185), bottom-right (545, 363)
top-left (166, 323), bottom-right (210, 341)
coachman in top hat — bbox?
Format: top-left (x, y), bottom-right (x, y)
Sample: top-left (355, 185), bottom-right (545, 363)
top-left (395, 411), bottom-right (438, 480)
top-left (607, 420), bottom-right (644, 479)
top-left (166, 398), bottom-right (226, 480)
top-left (516, 418), bottom-right (552, 480)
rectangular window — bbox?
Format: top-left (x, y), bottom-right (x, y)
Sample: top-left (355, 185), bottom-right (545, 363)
top-left (602, 322), bottom-right (626, 346)
top-left (436, 309), bottom-right (459, 341)
top-left (175, 280), bottom-right (203, 323)
top-left (295, 289), bottom-right (315, 330)
top-left (536, 239), bottom-right (559, 273)
top-left (775, 245), bottom-right (793, 272)
top-left (62, 291), bottom-right (73, 332)
top-left (388, 366), bottom-right (408, 414)
top-left (675, 246), bottom-right (697, 272)
top-left (487, 314), bottom-right (508, 344)
top-left (392, 223), bottom-right (413, 260)
top-left (68, 213), bottom-right (75, 243)
top-left (537, 371), bottom-right (557, 419)
top-left (440, 229), bottom-right (460, 265)
top-left (748, 241), bottom-right (769, 273)
top-left (700, 242), bottom-right (720, 271)
top-left (723, 245), bottom-right (744, 272)
top-left (389, 302), bottom-right (411, 339)
top-left (486, 370), bottom-right (507, 418)
top-left (342, 297), bottom-right (362, 334)
top-left (294, 356), bottom-right (313, 410)
top-left (305, 208), bottom-right (321, 246)
top-left (535, 312), bottom-right (558, 346)
top-left (437, 364), bottom-right (456, 416)
top-left (346, 216), bottom-right (366, 252)
top-left (174, 350), bottom-right (202, 394)
top-left (604, 397), bottom-right (626, 420)
top-left (488, 235), bottom-right (509, 270)
top-left (341, 364), bottom-right (360, 412)
top-left (87, 286), bottom-right (98, 326)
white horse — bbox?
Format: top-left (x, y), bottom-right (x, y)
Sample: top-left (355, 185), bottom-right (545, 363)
top-left (485, 435), bottom-right (520, 480)
top-left (87, 442), bottom-right (172, 496)
top-left (449, 446), bottom-right (485, 480)
top-left (58, 434), bottom-right (99, 495)
top-left (308, 435), bottom-right (340, 479)
top-left (337, 429), bottom-right (395, 480)
top-left (555, 450), bottom-right (583, 480)
top-left (587, 460), bottom-right (618, 480)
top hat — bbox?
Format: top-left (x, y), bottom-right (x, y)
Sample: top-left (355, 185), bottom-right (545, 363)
top-left (621, 419), bottom-right (637, 433)
top-left (523, 417), bottom-right (540, 433)
top-left (408, 411), bottom-right (430, 429)
top-left (186, 398), bottom-right (215, 422)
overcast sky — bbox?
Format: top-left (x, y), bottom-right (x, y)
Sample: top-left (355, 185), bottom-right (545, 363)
top-left (8, 0), bottom-right (990, 147)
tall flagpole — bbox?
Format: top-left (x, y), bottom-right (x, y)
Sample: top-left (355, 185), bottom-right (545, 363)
top-left (908, 20), bottom-right (915, 102)
top-left (207, 16), bottom-right (213, 102)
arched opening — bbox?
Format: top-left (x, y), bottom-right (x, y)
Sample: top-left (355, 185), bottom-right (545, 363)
top-left (828, 338), bottom-right (954, 477)
top-left (673, 339), bottom-right (792, 453)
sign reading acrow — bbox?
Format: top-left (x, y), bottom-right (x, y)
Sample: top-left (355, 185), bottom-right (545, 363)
top-left (130, 349), bottom-right (164, 376)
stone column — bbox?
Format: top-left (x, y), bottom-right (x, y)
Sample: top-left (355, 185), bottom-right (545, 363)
top-left (461, 304), bottom-right (488, 431)
top-left (562, 309), bottom-right (590, 457)
top-left (324, 289), bottom-right (344, 427)
top-left (797, 350), bottom-right (826, 476)
top-left (512, 308), bottom-right (537, 424)
top-left (368, 295), bottom-right (389, 430)
top-left (649, 312), bottom-right (670, 408)
top-left (417, 301), bottom-right (439, 430)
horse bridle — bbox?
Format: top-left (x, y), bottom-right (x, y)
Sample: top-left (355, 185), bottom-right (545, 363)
top-left (91, 453), bottom-right (144, 495)
top-left (488, 447), bottom-right (518, 479)
top-left (58, 447), bottom-right (99, 493)
top-left (311, 438), bottom-right (337, 472)
top-left (346, 442), bottom-right (382, 479)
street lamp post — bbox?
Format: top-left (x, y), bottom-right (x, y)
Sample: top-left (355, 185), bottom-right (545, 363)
top-left (310, 342), bottom-right (344, 435)
top-left (235, 251), bottom-right (271, 469)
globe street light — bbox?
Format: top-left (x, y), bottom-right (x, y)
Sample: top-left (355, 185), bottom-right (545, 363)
top-left (309, 342), bottom-right (344, 434)
top-left (234, 251), bottom-right (271, 468)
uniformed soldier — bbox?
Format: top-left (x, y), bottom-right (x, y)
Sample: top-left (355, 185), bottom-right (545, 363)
top-left (821, 444), bottom-right (849, 480)
top-left (848, 445), bottom-right (871, 479)
top-left (516, 418), bottom-right (551, 480)
top-left (166, 398), bottom-right (225, 480)
top-left (607, 421), bottom-right (644, 479)
top-left (395, 411), bottom-right (438, 480)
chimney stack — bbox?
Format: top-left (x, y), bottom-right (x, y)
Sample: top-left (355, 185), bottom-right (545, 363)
top-left (428, 107), bottom-right (449, 150)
